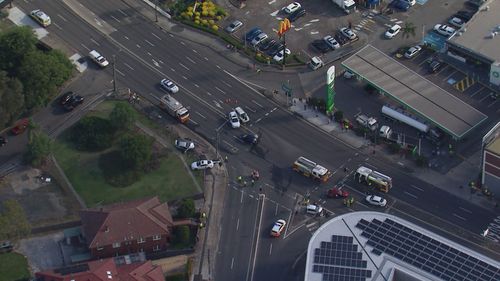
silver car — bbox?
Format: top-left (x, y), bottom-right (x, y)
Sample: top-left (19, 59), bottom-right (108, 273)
top-left (175, 138), bottom-right (195, 153)
top-left (160, 79), bottom-right (179, 93)
top-left (225, 20), bottom-right (243, 33)
top-left (340, 27), bottom-right (357, 40)
top-left (323, 35), bottom-right (340, 49)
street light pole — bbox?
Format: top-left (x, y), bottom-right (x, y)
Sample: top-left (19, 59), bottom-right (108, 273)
top-left (112, 55), bottom-right (117, 94)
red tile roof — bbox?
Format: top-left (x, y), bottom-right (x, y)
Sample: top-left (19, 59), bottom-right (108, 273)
top-left (80, 197), bottom-right (173, 248)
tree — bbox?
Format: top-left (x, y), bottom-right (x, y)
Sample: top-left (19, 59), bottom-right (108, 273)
top-left (119, 134), bottom-right (153, 170)
top-left (0, 71), bottom-right (24, 129)
top-left (177, 199), bottom-right (195, 218)
top-left (0, 26), bottom-right (37, 76)
top-left (402, 22), bottom-right (417, 39)
top-left (25, 130), bottom-right (52, 166)
top-left (0, 200), bottom-right (31, 240)
top-left (70, 116), bottom-right (115, 151)
top-left (109, 102), bottom-right (136, 130)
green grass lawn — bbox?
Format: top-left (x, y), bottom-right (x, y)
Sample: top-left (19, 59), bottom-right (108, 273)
top-left (53, 100), bottom-right (202, 206)
top-left (0, 253), bottom-right (31, 281)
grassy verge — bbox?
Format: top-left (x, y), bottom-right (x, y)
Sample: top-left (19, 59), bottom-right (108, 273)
top-left (0, 253), bottom-right (31, 281)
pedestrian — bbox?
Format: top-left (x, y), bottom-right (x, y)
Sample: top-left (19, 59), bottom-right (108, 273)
top-left (251, 179), bottom-right (255, 186)
top-left (344, 167), bottom-right (348, 173)
top-left (243, 181), bottom-right (247, 187)
top-left (237, 176), bottom-right (242, 183)
top-left (225, 155), bottom-right (228, 162)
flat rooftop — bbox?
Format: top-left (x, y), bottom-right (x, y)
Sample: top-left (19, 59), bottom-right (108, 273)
top-left (448, 0), bottom-right (500, 63)
top-left (342, 45), bottom-right (487, 139)
top-left (305, 212), bottom-right (500, 281)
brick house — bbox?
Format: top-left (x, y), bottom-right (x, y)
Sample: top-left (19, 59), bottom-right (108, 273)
top-left (35, 258), bottom-right (164, 281)
top-left (80, 197), bottom-right (174, 259)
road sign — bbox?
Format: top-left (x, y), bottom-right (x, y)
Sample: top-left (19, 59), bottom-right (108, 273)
top-left (281, 82), bottom-right (292, 93)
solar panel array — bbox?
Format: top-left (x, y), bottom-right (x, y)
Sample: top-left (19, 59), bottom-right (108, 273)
top-left (356, 218), bottom-right (500, 281)
top-left (312, 235), bottom-right (372, 281)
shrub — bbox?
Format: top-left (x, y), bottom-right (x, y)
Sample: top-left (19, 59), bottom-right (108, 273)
top-left (177, 198), bottom-right (196, 218)
top-left (211, 25), bottom-right (218, 31)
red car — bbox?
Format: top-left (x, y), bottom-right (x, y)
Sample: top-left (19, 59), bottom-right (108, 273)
top-left (10, 119), bottom-right (29, 135)
top-left (327, 187), bottom-right (349, 198)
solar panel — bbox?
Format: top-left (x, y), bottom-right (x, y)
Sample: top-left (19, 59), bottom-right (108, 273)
top-left (355, 218), bottom-right (500, 281)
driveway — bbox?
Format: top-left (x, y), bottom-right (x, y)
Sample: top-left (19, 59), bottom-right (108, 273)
top-left (17, 232), bottom-right (65, 272)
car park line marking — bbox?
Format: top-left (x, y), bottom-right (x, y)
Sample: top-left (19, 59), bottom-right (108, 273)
top-left (144, 39), bottom-right (154, 46)
top-left (395, 20), bottom-right (403, 24)
top-left (90, 38), bottom-right (100, 46)
top-left (110, 15), bottom-right (121, 23)
top-left (124, 36), bottom-right (129, 40)
top-left (270, 10), bottom-right (279, 16)
top-left (214, 100), bottom-right (223, 108)
top-left (180, 41), bottom-right (186, 45)
top-left (442, 70), bottom-right (457, 82)
top-left (222, 80), bottom-right (232, 88)
top-left (268, 0), bottom-right (276, 4)
top-left (252, 100), bottom-right (263, 108)
top-left (303, 23), bottom-right (311, 27)
top-left (410, 184), bottom-right (424, 192)
top-left (245, 106), bottom-right (256, 113)
top-left (272, 28), bottom-right (278, 33)
top-left (186, 56), bottom-right (196, 64)
top-left (168, 32), bottom-right (174, 37)
top-left (459, 207), bottom-right (472, 214)
top-left (418, 57), bottom-right (429, 66)
top-left (116, 69), bottom-right (125, 76)
top-left (309, 19), bottom-right (320, 23)
top-left (152, 59), bottom-right (160, 67)
top-left (487, 99), bottom-right (498, 108)
top-left (215, 86), bottom-right (226, 94)
top-left (194, 83), bottom-right (200, 88)
top-left (480, 93), bottom-right (491, 102)
top-left (182, 75), bottom-right (188, 80)
top-left (453, 213), bottom-right (467, 221)
top-left (216, 65), bottom-right (221, 69)
top-left (123, 62), bottom-right (134, 70)
top-left (118, 9), bottom-right (128, 16)
top-left (310, 31), bottom-right (319, 35)
top-left (53, 23), bottom-right (63, 30)
top-left (223, 140), bottom-right (237, 149)
top-left (231, 257), bottom-right (235, 269)
top-left (436, 65), bottom-right (449, 75)
top-left (236, 218), bottom-right (240, 231)
top-left (196, 112), bottom-right (207, 119)
top-left (57, 14), bottom-right (68, 22)
top-left (151, 32), bottom-right (161, 40)
top-left (470, 87), bottom-right (484, 97)
top-left (179, 63), bottom-right (190, 70)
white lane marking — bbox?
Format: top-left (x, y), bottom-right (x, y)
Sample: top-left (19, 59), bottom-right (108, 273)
top-left (255, 118), bottom-right (262, 123)
top-left (252, 100), bottom-right (264, 108)
top-left (192, 49), bottom-right (198, 53)
top-left (182, 75), bottom-right (188, 80)
top-left (231, 257), bottom-right (235, 269)
top-left (90, 38), bottom-right (100, 46)
top-left (151, 32), bottom-right (162, 40)
top-left (196, 112), bottom-right (207, 119)
top-left (268, 0), bottom-right (276, 4)
top-left (216, 65), bottom-right (221, 69)
top-left (169, 33), bottom-right (174, 37)
top-left (116, 69), bottom-right (125, 76)
top-left (309, 19), bottom-right (320, 23)
top-left (206, 91), bottom-right (212, 96)
top-left (136, 44), bottom-right (141, 48)
top-left (204, 57), bottom-right (209, 61)
top-left (269, 243), bottom-right (273, 256)
top-left (123, 62), bottom-right (134, 70)
top-left (145, 39), bottom-right (154, 46)
top-left (410, 184), bottom-right (424, 192)
top-left (124, 36), bottom-right (129, 40)
top-left (170, 67), bottom-right (176, 72)
top-left (189, 119), bottom-right (198, 125)
top-left (81, 43), bottom-right (90, 51)
top-left (270, 107), bottom-right (277, 112)
top-left (57, 14), bottom-right (68, 22)
top-left (53, 23), bottom-right (63, 30)
top-left (110, 15), bottom-right (121, 23)
top-left (152, 59), bottom-right (159, 67)
top-left (186, 56), bottom-right (196, 64)
top-left (453, 213), bottom-right (466, 221)
top-left (270, 10), bottom-right (280, 16)
top-left (310, 31), bottom-right (319, 35)
top-left (404, 191), bottom-right (418, 199)
top-left (179, 63), bottom-right (190, 70)
top-left (147, 52), bottom-right (152, 56)
top-left (180, 41), bottom-right (186, 45)
top-left (158, 60), bottom-right (164, 64)
top-left (215, 86), bottom-right (226, 94)
top-left (459, 207), bottom-right (472, 214)
top-left (118, 9), bottom-right (128, 16)
top-left (265, 113), bottom-right (269, 116)
top-left (194, 83), bottom-right (200, 88)
top-left (222, 80), bottom-right (232, 88)
top-left (240, 191), bottom-right (244, 203)
top-left (245, 106), bottom-right (256, 113)
top-left (236, 218), bottom-right (240, 231)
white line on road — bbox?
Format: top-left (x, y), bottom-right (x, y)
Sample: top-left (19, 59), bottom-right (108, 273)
top-left (118, 9), bottom-right (128, 16)
top-left (453, 213), bottom-right (467, 221)
top-left (255, 118), bottom-right (262, 123)
top-left (275, 204), bottom-right (278, 215)
top-left (57, 14), bottom-right (68, 22)
top-left (194, 83), bottom-right (200, 88)
top-left (53, 23), bottom-right (63, 30)
top-left (147, 52), bottom-right (152, 56)
top-left (206, 91), bottom-right (212, 96)
top-left (182, 75), bottom-right (188, 80)
top-left (269, 243), bottom-right (273, 256)
top-left (136, 44), bottom-right (141, 48)
top-left (189, 119), bottom-right (198, 125)
top-left (123, 62), bottom-right (134, 70)
top-left (116, 69), bottom-right (125, 76)
top-left (236, 218), bottom-right (240, 231)
top-left (459, 207), bottom-right (472, 214)
top-left (204, 57), bottom-right (209, 61)
top-left (186, 56), bottom-right (196, 64)
top-left (179, 63), bottom-right (190, 70)
top-left (216, 65), bottom-right (221, 69)
top-left (240, 191), bottom-right (244, 203)
top-left (196, 112), bottom-right (207, 119)
top-left (169, 33), bottom-right (174, 37)
top-left (170, 67), bottom-right (176, 72)
top-left (124, 36), bottom-right (129, 40)
top-left (245, 106), bottom-right (256, 113)
top-left (231, 257), bottom-right (235, 269)
top-left (180, 41), bottom-right (186, 45)
top-left (252, 100), bottom-right (263, 108)
top-left (81, 43), bottom-right (90, 51)
top-left (404, 191), bottom-right (418, 199)
top-left (158, 60), bottom-right (164, 64)
top-left (222, 80), bottom-right (232, 88)
top-left (151, 32), bottom-right (162, 40)
top-left (110, 15), bottom-right (121, 23)
top-left (90, 38), bottom-right (100, 46)
top-left (215, 86), bottom-right (226, 94)
top-left (145, 39), bottom-right (154, 46)
top-left (410, 184), bottom-right (424, 192)
top-left (192, 49), bottom-right (198, 53)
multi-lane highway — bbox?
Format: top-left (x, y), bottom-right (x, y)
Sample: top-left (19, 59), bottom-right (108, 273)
top-left (13, 0), bottom-right (500, 280)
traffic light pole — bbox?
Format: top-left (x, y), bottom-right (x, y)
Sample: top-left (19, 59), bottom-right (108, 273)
top-left (282, 32), bottom-right (286, 70)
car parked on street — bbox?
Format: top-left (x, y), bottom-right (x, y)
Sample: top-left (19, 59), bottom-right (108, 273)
top-left (30, 9), bottom-right (51, 27)
top-left (323, 35), bottom-right (340, 49)
top-left (228, 110), bottom-right (241, 128)
top-left (59, 91), bottom-right (75, 105)
top-left (287, 7), bottom-right (306, 22)
top-left (234, 107), bottom-right (250, 123)
top-left (283, 2), bottom-right (301, 14)
top-left (340, 27), bottom-right (357, 40)
top-left (191, 160), bottom-right (214, 170)
top-left (225, 20), bottom-right (243, 33)
top-left (273, 48), bottom-right (291, 62)
top-left (309, 56), bottom-right (324, 70)
top-left (175, 138), bottom-right (195, 153)
top-left (385, 24), bottom-right (401, 39)
top-left (428, 60), bottom-right (442, 73)
top-left (270, 219), bottom-right (286, 237)
top-left (10, 119), bottom-right (29, 135)
top-left (160, 79), bottom-right (179, 93)
top-left (311, 39), bottom-right (330, 53)
top-left (433, 24), bottom-right (456, 38)
top-left (365, 195), bottom-right (387, 207)
top-left (454, 10), bottom-right (474, 22)
top-left (404, 45), bottom-right (422, 59)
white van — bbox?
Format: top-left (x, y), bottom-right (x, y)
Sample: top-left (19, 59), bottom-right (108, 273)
top-left (306, 204), bottom-right (323, 216)
top-left (89, 50), bottom-right (109, 68)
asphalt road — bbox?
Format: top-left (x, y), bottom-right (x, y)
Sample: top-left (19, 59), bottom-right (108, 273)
top-left (9, 1), bottom-right (500, 280)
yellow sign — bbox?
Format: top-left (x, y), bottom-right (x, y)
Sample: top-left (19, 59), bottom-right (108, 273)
top-left (278, 19), bottom-right (291, 36)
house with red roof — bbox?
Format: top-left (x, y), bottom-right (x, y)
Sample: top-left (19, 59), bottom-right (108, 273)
top-left (35, 258), bottom-right (164, 281)
top-left (80, 197), bottom-right (174, 259)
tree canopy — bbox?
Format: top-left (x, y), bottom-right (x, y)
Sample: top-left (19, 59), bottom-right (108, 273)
top-left (119, 134), bottom-right (153, 170)
top-left (25, 130), bottom-right (52, 166)
top-left (70, 116), bottom-right (116, 151)
top-left (0, 71), bottom-right (24, 129)
top-left (109, 102), bottom-right (137, 130)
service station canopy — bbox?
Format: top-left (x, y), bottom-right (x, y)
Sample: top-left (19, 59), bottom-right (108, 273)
top-left (341, 45), bottom-right (487, 139)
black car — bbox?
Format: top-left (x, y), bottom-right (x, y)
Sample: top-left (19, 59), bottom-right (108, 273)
top-left (287, 7), bottom-right (306, 22)
top-left (428, 60), bottom-right (442, 73)
top-left (259, 38), bottom-right (276, 52)
top-left (59, 91), bottom-right (74, 105)
top-left (311, 39), bottom-right (330, 53)
top-left (454, 10), bottom-right (474, 22)
top-left (334, 33), bottom-right (348, 45)
top-left (64, 95), bottom-right (84, 111)
top-left (267, 43), bottom-right (284, 56)
top-left (240, 134), bottom-right (259, 145)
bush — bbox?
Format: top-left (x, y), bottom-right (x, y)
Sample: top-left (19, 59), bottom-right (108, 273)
top-left (109, 102), bottom-right (136, 130)
top-left (119, 133), bottom-right (153, 171)
top-left (211, 25), bottom-right (218, 31)
top-left (25, 130), bottom-right (52, 166)
top-left (177, 198), bottom-right (196, 218)
top-left (69, 116), bottom-right (115, 151)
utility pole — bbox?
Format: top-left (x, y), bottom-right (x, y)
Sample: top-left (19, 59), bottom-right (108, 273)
top-left (112, 55), bottom-right (117, 94)
top-left (282, 32), bottom-right (286, 70)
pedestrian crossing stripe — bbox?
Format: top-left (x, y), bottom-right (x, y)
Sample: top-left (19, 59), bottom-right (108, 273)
top-left (454, 76), bottom-right (475, 92)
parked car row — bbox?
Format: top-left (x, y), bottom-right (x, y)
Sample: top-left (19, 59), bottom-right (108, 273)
top-left (311, 27), bottom-right (357, 54)
top-left (432, 10), bottom-right (475, 39)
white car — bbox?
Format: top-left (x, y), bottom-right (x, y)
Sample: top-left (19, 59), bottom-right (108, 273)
top-left (365, 195), bottom-right (387, 207)
top-left (225, 20), bottom-right (243, 33)
top-left (251, 32), bottom-right (268, 47)
top-left (404, 45), bottom-right (422, 59)
top-left (433, 24), bottom-right (456, 38)
top-left (306, 204), bottom-right (323, 216)
top-left (448, 17), bottom-right (464, 28)
top-left (228, 111), bottom-right (240, 128)
top-left (385, 24), bottom-right (401, 39)
top-left (89, 50), bottom-right (109, 68)
top-left (273, 48), bottom-right (291, 62)
top-left (284, 2), bottom-right (301, 14)
top-left (340, 27), bottom-right (357, 40)
top-left (234, 107), bottom-right (250, 123)
top-left (160, 79), bottom-right (179, 93)
top-left (270, 219), bottom-right (286, 237)
top-left (323, 35), bottom-right (340, 49)
top-left (191, 160), bottom-right (214, 170)
top-left (30, 9), bottom-right (51, 27)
